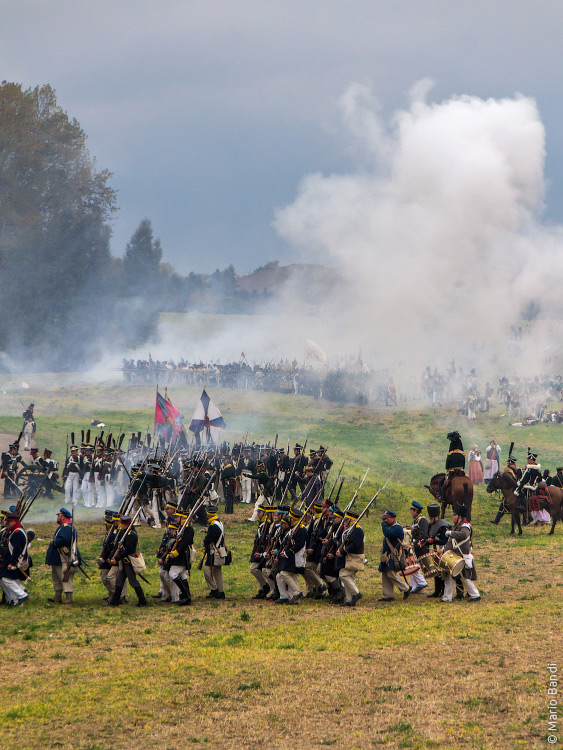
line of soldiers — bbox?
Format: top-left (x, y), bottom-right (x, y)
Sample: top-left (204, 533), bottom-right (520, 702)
top-left (1, 431), bottom-right (482, 607)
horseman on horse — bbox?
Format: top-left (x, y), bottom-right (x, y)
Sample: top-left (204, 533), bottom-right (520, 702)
top-left (425, 431), bottom-right (474, 520)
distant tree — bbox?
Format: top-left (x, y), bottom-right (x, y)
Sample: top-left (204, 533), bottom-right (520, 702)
top-left (124, 219), bottom-right (162, 280)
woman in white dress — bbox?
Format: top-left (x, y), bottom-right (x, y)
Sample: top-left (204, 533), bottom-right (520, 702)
top-left (484, 440), bottom-right (500, 484)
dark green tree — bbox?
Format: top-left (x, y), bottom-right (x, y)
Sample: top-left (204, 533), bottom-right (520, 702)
top-left (0, 81), bottom-right (117, 368)
top-left (124, 219), bottom-right (162, 279)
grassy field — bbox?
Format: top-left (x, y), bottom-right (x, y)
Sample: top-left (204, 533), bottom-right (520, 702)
top-left (0, 381), bottom-right (562, 750)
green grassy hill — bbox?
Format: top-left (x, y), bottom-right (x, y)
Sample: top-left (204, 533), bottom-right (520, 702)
top-left (0, 383), bottom-right (561, 750)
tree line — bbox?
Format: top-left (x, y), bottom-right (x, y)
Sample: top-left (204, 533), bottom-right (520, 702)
top-left (0, 82), bottom-right (270, 371)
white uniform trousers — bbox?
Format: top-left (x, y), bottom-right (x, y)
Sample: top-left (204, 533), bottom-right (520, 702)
top-left (276, 570), bottom-right (301, 601)
top-left (250, 561), bottom-right (274, 592)
top-left (105, 476), bottom-right (115, 507)
top-left (169, 564), bottom-right (188, 602)
top-left (409, 569), bottom-right (427, 589)
top-left (442, 573), bottom-right (480, 602)
top-left (95, 476), bottom-right (107, 508)
top-left (0, 577), bottom-right (27, 603)
top-left (81, 477), bottom-right (94, 507)
top-left (64, 473), bottom-right (81, 506)
top-left (241, 474), bottom-right (253, 503)
top-left (339, 568), bottom-right (360, 601)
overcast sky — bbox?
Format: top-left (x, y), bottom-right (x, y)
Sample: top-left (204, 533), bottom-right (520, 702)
top-left (3, 1), bottom-right (563, 274)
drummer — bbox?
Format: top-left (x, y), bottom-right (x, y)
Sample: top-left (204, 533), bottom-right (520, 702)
top-left (426, 504), bottom-right (450, 599)
top-left (440, 504), bottom-right (480, 603)
top-left (408, 501), bottom-right (429, 594)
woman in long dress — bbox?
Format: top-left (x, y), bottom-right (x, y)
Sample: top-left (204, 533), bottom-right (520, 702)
top-left (484, 440), bottom-right (500, 484)
top-left (468, 444), bottom-right (483, 484)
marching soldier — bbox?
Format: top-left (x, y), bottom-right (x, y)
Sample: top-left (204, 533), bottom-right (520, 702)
top-left (80, 444), bottom-right (95, 507)
top-left (440, 504), bottom-right (480, 602)
top-left (238, 445), bottom-right (256, 504)
top-left (275, 507), bottom-right (306, 604)
top-left (45, 508), bottom-right (81, 604)
top-left (37, 448), bottom-right (60, 498)
top-left (408, 501), bottom-right (429, 593)
top-left (1, 443), bottom-right (24, 498)
top-left (249, 504), bottom-right (276, 598)
top-left (378, 510), bottom-right (410, 601)
top-left (289, 443), bottom-right (308, 497)
top-left (93, 443), bottom-right (107, 508)
top-left (319, 505), bottom-right (346, 604)
top-left (302, 502), bottom-right (327, 598)
top-left (220, 456), bottom-right (236, 514)
top-left (335, 509), bottom-right (364, 607)
top-left (106, 515), bottom-right (148, 607)
top-left (0, 511), bottom-right (29, 606)
top-left (202, 504), bottom-right (227, 599)
top-left (62, 445), bottom-right (84, 507)
top-left (425, 504), bottom-right (451, 598)
top-left (163, 512), bottom-right (194, 605)
top-left (153, 500), bottom-right (178, 601)
top-left (98, 511), bottom-right (128, 603)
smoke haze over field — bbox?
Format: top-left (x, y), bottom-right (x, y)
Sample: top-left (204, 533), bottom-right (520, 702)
top-left (121, 83), bottom-right (563, 384)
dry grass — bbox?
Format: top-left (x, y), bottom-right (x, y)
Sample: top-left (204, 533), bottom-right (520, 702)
top-left (0, 383), bottom-right (562, 749)
top-left (0, 506), bottom-right (560, 750)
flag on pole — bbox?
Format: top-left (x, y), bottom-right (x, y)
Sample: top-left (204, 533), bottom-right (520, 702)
top-left (155, 388), bottom-right (184, 441)
top-left (189, 389), bottom-right (226, 446)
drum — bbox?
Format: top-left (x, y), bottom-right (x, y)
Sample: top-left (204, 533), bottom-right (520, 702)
top-left (403, 562), bottom-right (421, 576)
top-left (437, 550), bottom-right (465, 577)
top-left (417, 551), bottom-right (441, 578)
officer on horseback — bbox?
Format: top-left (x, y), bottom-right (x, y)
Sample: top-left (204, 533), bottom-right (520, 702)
top-left (440, 431), bottom-right (466, 504)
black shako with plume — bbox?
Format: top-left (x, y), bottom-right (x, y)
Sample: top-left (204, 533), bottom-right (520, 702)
top-left (445, 431), bottom-right (465, 471)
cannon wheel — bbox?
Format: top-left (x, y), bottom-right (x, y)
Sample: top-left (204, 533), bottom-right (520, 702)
top-left (16, 467), bottom-right (44, 495)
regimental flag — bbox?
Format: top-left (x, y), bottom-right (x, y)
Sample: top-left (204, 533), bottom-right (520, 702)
top-left (154, 389), bottom-right (184, 439)
top-left (189, 389), bottom-right (226, 446)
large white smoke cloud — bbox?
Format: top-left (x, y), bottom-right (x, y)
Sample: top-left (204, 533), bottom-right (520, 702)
top-left (274, 81), bottom-right (563, 375)
top-left (118, 81), bottom-right (563, 385)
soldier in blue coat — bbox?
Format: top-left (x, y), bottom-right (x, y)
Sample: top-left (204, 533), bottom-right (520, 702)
top-left (378, 510), bottom-right (410, 601)
top-left (0, 511), bottom-right (29, 606)
top-left (336, 509), bottom-right (364, 607)
top-left (45, 508), bottom-right (81, 604)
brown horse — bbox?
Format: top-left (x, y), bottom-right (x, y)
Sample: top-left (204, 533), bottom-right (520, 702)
top-left (486, 470), bottom-right (523, 535)
top-left (487, 471), bottom-right (563, 535)
top-left (425, 472), bottom-right (473, 521)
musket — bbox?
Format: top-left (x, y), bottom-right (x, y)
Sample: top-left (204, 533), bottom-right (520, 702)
top-left (323, 461), bottom-right (345, 507)
top-left (62, 507), bottom-right (88, 581)
top-left (351, 472), bottom-right (395, 529)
